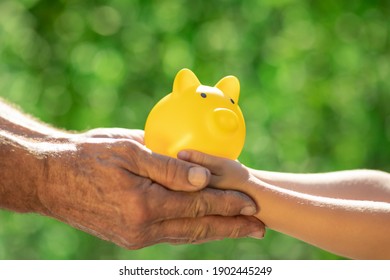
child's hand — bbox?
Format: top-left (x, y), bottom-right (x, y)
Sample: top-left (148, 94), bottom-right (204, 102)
top-left (178, 150), bottom-right (252, 192)
top-left (179, 150), bottom-right (266, 239)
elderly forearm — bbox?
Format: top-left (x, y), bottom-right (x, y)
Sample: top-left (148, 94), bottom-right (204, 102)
top-left (0, 131), bottom-right (48, 213)
top-left (0, 99), bottom-right (71, 138)
top-left (0, 99), bottom-right (75, 213)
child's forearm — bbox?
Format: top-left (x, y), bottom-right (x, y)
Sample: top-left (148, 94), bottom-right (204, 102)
top-left (246, 177), bottom-right (390, 259)
top-left (249, 169), bottom-right (390, 203)
top-left (176, 149), bottom-right (390, 259)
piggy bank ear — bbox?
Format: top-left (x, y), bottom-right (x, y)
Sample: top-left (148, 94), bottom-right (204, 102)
top-left (215, 75), bottom-right (240, 102)
top-left (173, 68), bottom-right (201, 94)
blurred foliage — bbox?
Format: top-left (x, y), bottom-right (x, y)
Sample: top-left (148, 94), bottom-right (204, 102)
top-left (1, 0), bottom-right (389, 260)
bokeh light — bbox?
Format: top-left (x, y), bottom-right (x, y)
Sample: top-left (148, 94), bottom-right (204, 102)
top-left (1, 0), bottom-right (389, 260)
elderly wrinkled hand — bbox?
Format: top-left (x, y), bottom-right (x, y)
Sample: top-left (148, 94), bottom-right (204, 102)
top-left (0, 120), bottom-right (264, 249)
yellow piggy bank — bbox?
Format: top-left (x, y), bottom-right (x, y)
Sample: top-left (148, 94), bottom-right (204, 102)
top-left (144, 68), bottom-right (246, 160)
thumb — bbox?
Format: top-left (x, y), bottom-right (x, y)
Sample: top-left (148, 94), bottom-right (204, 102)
top-left (134, 146), bottom-right (211, 191)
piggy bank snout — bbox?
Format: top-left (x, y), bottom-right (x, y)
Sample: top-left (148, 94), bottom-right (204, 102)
top-left (213, 108), bottom-right (239, 133)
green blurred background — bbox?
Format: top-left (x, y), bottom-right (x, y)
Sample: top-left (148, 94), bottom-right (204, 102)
top-left (1, 0), bottom-right (389, 259)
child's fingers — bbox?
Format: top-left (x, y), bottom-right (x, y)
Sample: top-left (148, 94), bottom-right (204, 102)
top-left (177, 150), bottom-right (229, 187)
top-left (177, 150), bottom-right (248, 188)
top-left (177, 150), bottom-right (226, 175)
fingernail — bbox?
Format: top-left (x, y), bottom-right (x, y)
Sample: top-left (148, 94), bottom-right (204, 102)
top-left (240, 205), bottom-right (257, 216)
top-left (248, 230), bottom-right (265, 239)
top-left (188, 166), bottom-right (208, 188)
top-left (177, 151), bottom-right (189, 160)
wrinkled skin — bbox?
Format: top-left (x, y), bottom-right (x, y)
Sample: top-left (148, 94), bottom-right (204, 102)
top-left (1, 128), bottom-right (264, 249)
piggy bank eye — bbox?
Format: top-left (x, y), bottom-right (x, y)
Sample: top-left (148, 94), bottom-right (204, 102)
top-left (230, 98), bottom-right (235, 104)
top-left (200, 93), bottom-right (207, 98)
